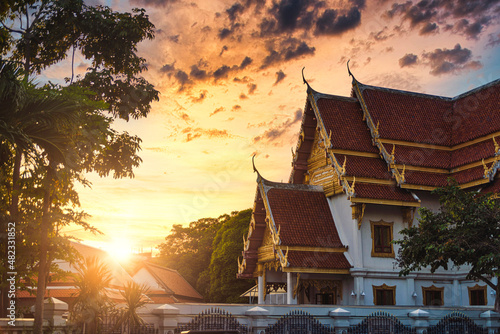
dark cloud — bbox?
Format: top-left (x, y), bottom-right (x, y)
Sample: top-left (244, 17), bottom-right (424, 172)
top-left (239, 93), bottom-right (248, 99)
top-left (314, 7), bottom-right (362, 36)
top-left (399, 53), bottom-right (418, 67)
top-left (247, 83), bottom-right (257, 94)
top-left (218, 27), bottom-right (233, 39)
top-left (210, 107), bottom-right (225, 117)
top-left (253, 108), bottom-right (303, 144)
top-left (369, 27), bottom-right (393, 41)
top-left (130, 0), bottom-right (179, 7)
top-left (226, 2), bottom-right (245, 21)
top-left (182, 127), bottom-right (233, 142)
top-left (213, 65), bottom-right (232, 80)
top-left (421, 44), bottom-right (482, 75)
top-left (385, 0), bottom-right (500, 39)
top-left (486, 33), bottom-right (500, 48)
top-left (168, 35), bottom-right (179, 43)
top-left (261, 38), bottom-right (315, 68)
top-left (258, 0), bottom-right (363, 37)
top-left (240, 56), bottom-right (253, 69)
top-left (274, 70), bottom-right (286, 85)
top-left (190, 65), bottom-right (208, 80)
top-left (220, 45), bottom-right (229, 56)
top-left (419, 22), bottom-right (438, 35)
top-left (160, 63), bottom-right (176, 73)
top-left (174, 70), bottom-right (191, 91)
top-left (190, 90), bottom-right (208, 103)
top-left (232, 105), bottom-right (242, 111)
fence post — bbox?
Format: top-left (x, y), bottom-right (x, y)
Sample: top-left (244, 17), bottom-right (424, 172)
top-left (480, 310), bottom-right (500, 334)
top-left (408, 309), bottom-right (430, 334)
top-left (329, 307), bottom-right (350, 334)
top-left (245, 306), bottom-right (269, 334)
top-left (153, 304), bottom-right (180, 334)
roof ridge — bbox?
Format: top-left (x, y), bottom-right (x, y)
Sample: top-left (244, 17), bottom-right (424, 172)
top-left (262, 178), bottom-right (324, 192)
top-left (451, 78), bottom-right (500, 101)
top-left (311, 90), bottom-right (359, 103)
top-left (356, 81), bottom-right (453, 101)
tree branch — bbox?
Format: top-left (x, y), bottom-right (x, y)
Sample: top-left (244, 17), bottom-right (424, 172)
top-left (0, 22), bottom-right (25, 35)
top-left (470, 273), bottom-right (497, 290)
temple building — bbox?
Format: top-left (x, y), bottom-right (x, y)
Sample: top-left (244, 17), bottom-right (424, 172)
top-left (237, 69), bottom-right (500, 308)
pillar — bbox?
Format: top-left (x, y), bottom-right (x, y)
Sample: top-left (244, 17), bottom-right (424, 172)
top-left (286, 272), bottom-right (297, 304)
top-left (453, 279), bottom-right (461, 306)
top-left (258, 275), bottom-right (264, 304)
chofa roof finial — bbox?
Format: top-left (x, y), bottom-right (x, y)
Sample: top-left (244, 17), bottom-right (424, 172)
top-left (347, 59), bottom-right (354, 78)
top-left (252, 154), bottom-right (262, 179)
top-left (302, 67), bottom-right (311, 89)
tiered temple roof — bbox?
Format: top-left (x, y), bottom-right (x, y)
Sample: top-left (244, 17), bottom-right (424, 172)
top-left (238, 71), bottom-right (500, 279)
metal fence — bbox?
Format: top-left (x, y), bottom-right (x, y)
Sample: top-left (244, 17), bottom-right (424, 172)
top-left (174, 308), bottom-right (249, 334)
top-left (266, 309), bottom-right (334, 334)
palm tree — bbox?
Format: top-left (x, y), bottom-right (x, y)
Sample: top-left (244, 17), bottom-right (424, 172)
top-left (71, 256), bottom-right (113, 334)
top-left (0, 61), bottom-right (84, 319)
top-left (115, 281), bottom-right (151, 333)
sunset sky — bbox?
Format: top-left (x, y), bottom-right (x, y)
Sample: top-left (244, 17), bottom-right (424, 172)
top-left (48, 0), bottom-right (500, 253)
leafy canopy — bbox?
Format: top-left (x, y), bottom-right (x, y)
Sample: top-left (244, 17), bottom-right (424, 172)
top-left (395, 181), bottom-right (500, 311)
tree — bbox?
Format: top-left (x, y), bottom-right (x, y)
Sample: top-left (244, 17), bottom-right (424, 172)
top-left (395, 182), bottom-right (500, 312)
top-left (71, 256), bottom-right (113, 334)
top-left (115, 281), bottom-right (150, 332)
top-left (0, 1), bottom-right (159, 331)
top-left (203, 209), bottom-right (254, 303)
top-left (156, 210), bottom-right (254, 303)
top-left (156, 215), bottom-right (227, 293)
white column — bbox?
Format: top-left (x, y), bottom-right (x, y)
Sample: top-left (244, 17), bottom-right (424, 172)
top-left (354, 276), bottom-right (364, 305)
top-left (352, 218), bottom-right (364, 268)
top-left (407, 277), bottom-right (416, 306)
top-left (453, 279), bottom-right (460, 306)
top-left (286, 272), bottom-right (297, 304)
top-left (258, 275), bottom-right (264, 304)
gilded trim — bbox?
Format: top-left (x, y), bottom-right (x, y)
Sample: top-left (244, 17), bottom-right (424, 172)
top-left (283, 267), bottom-right (350, 274)
top-left (351, 197), bottom-right (421, 207)
top-left (275, 245), bottom-right (347, 253)
top-left (373, 283), bottom-right (396, 306)
top-left (379, 131), bottom-right (500, 151)
top-left (422, 285), bottom-right (444, 306)
top-left (468, 284), bottom-right (488, 306)
top-left (370, 220), bottom-right (395, 258)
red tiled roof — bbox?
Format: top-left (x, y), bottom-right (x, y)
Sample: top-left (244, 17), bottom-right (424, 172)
top-left (360, 86), bottom-right (454, 146)
top-left (403, 171), bottom-right (450, 188)
top-left (384, 144), bottom-right (451, 169)
top-left (451, 140), bottom-right (496, 169)
top-left (334, 154), bottom-right (392, 180)
top-left (452, 81), bottom-right (500, 145)
top-left (287, 251), bottom-right (351, 270)
top-left (265, 183), bottom-right (345, 248)
top-left (480, 177), bottom-right (500, 193)
top-left (316, 96), bottom-right (379, 154)
top-left (145, 263), bottom-right (203, 301)
top-left (452, 165), bottom-right (486, 184)
top-left (354, 183), bottom-right (419, 203)
top-left (16, 288), bottom-right (79, 299)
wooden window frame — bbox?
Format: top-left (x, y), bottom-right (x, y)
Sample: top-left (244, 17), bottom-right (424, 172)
top-left (468, 284), bottom-right (488, 306)
top-left (370, 220), bottom-right (395, 258)
top-left (372, 283), bottom-right (396, 306)
top-left (422, 285), bottom-right (444, 306)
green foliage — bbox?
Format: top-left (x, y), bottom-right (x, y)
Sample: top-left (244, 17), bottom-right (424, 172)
top-left (204, 209), bottom-right (254, 303)
top-left (116, 281), bottom-right (150, 329)
top-left (156, 215), bottom-right (228, 293)
top-left (0, 0), bottom-right (158, 327)
top-left (395, 180), bottom-right (500, 311)
top-left (71, 256), bottom-right (113, 334)
top-left (156, 210), bottom-right (254, 303)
